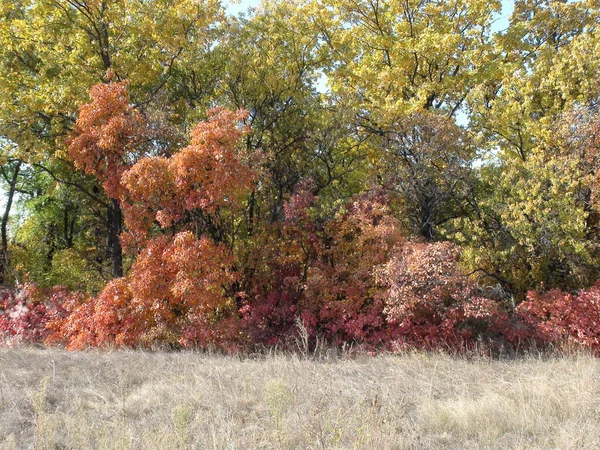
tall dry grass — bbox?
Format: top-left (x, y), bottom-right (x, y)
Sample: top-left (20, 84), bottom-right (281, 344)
top-left (0, 347), bottom-right (599, 449)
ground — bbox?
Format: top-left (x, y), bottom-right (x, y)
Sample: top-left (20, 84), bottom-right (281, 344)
top-left (0, 348), bottom-right (599, 449)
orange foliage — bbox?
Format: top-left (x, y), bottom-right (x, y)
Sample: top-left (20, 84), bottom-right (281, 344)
top-left (120, 108), bottom-right (255, 248)
top-left (168, 108), bottom-right (255, 213)
top-left (68, 80), bottom-right (147, 199)
top-left (52, 81), bottom-right (257, 349)
top-left (51, 233), bottom-right (241, 349)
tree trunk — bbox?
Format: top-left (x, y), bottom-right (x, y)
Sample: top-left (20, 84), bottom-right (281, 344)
top-left (247, 190), bottom-right (256, 235)
top-left (1, 161), bottom-right (21, 285)
top-left (418, 197), bottom-right (438, 241)
top-left (107, 199), bottom-right (123, 278)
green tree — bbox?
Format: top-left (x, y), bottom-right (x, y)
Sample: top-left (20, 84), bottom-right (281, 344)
top-left (11, 168), bottom-right (108, 292)
top-left (0, 142), bottom-right (23, 285)
top-left (297, 0), bottom-right (501, 238)
top-left (455, 0), bottom-right (600, 297)
top-left (219, 3), bottom-right (331, 225)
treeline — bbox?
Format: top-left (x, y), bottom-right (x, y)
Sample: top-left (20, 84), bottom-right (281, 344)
top-left (1, 0), bottom-right (600, 351)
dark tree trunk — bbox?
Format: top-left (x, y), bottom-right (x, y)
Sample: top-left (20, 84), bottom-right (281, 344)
top-left (420, 222), bottom-right (435, 241)
top-left (247, 190), bottom-right (256, 235)
top-left (107, 199), bottom-right (123, 278)
top-left (1, 161), bottom-right (21, 285)
top-left (419, 198), bottom-right (436, 242)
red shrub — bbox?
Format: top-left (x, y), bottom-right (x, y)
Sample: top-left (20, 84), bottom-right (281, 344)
top-left (240, 187), bottom-right (407, 348)
top-left (378, 241), bottom-right (507, 349)
top-left (515, 284), bottom-right (600, 351)
top-left (0, 283), bottom-right (80, 346)
top-left (238, 221), bottom-right (309, 346)
top-left (301, 192), bottom-right (405, 345)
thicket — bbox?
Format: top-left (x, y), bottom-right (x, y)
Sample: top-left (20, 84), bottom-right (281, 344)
top-left (1, 0), bottom-right (600, 353)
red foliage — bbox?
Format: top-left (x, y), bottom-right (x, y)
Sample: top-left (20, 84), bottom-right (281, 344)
top-left (302, 192), bottom-right (405, 345)
top-left (514, 284), bottom-right (600, 351)
top-left (0, 284), bottom-right (81, 346)
top-left (237, 222), bottom-right (306, 346)
top-left (378, 241), bottom-right (507, 349)
top-left (240, 187), bottom-right (407, 348)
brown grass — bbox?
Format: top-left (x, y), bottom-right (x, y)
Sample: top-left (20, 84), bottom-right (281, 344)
top-left (0, 347), bottom-right (599, 449)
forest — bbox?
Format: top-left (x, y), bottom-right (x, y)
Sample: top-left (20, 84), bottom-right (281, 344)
top-left (0, 0), bottom-right (599, 352)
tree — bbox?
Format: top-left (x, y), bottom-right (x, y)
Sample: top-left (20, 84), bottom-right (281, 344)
top-left (373, 111), bottom-right (476, 240)
top-left (307, 0), bottom-right (500, 120)
top-left (10, 167), bottom-right (109, 292)
top-left (468, 0), bottom-right (600, 163)
top-left (0, 153), bottom-right (21, 285)
top-left (52, 99), bottom-right (258, 349)
top-left (453, 145), bottom-right (595, 299)
top-left (219, 3), bottom-right (332, 224)
top-left (290, 0), bottom-right (501, 239)
top-left (452, 1), bottom-right (600, 297)
top-left (0, 0), bottom-right (225, 147)
top-left (67, 79), bottom-right (148, 277)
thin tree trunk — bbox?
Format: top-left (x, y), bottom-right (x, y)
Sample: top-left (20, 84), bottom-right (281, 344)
top-left (247, 190), bottom-right (256, 235)
top-left (107, 199), bottom-right (123, 278)
top-left (1, 161), bottom-right (21, 285)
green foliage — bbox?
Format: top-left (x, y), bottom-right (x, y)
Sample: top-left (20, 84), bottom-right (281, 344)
top-left (453, 149), bottom-right (596, 297)
top-left (11, 173), bottom-right (106, 292)
top-left (309, 0), bottom-right (501, 120)
top-left (218, 3), bottom-right (362, 221)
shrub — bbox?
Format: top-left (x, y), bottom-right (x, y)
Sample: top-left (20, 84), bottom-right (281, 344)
top-left (378, 241), bottom-right (508, 350)
top-left (48, 233), bottom-right (243, 350)
top-left (240, 187), bottom-right (406, 348)
top-left (0, 283), bottom-right (79, 346)
top-left (514, 283), bottom-right (600, 351)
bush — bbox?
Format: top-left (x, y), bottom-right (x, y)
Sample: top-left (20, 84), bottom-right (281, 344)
top-left (240, 188), bottom-right (406, 348)
top-left (514, 283), bottom-right (600, 351)
top-left (47, 233), bottom-right (243, 350)
top-left (0, 283), bottom-right (79, 346)
top-left (378, 241), bottom-right (508, 350)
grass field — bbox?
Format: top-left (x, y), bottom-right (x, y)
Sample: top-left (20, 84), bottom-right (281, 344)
top-left (0, 348), bottom-right (599, 449)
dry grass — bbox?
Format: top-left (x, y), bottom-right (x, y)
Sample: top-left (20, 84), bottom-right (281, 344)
top-left (0, 348), bottom-right (599, 449)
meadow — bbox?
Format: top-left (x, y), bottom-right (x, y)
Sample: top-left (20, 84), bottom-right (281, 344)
top-left (1, 348), bottom-right (599, 449)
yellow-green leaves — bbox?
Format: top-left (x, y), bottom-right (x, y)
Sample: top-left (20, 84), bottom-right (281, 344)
top-left (470, 0), bottom-right (600, 162)
top-left (310, 0), bottom-right (501, 124)
top-left (0, 0), bottom-right (225, 157)
top-left (455, 145), bottom-right (596, 297)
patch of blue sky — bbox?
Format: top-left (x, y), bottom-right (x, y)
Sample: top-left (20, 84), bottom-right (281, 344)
top-left (225, 0), bottom-right (261, 16)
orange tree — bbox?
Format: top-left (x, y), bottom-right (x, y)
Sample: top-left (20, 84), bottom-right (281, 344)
top-left (49, 81), bottom-right (257, 349)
